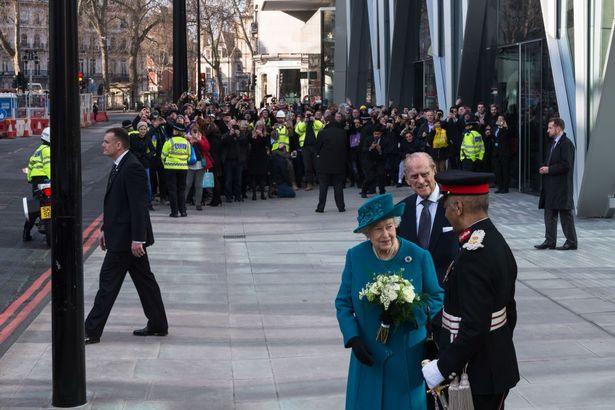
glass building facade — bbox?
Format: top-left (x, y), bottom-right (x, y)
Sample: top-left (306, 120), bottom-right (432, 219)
top-left (334, 0), bottom-right (615, 217)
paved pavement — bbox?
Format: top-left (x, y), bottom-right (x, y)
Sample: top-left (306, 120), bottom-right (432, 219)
top-left (0, 113), bottom-right (133, 355)
top-left (0, 185), bottom-right (614, 409)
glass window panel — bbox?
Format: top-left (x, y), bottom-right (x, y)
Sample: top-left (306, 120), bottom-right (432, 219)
top-left (566, 0), bottom-right (574, 72)
top-left (418, 0), bottom-right (431, 60)
top-left (497, 0), bottom-right (545, 45)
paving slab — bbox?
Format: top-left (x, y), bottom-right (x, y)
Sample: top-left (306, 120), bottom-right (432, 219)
top-left (1, 188), bottom-right (615, 409)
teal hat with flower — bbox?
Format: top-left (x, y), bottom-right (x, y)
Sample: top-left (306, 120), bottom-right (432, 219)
top-left (353, 193), bottom-right (406, 233)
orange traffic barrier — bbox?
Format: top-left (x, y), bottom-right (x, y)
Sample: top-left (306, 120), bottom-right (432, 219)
top-left (30, 118), bottom-right (43, 135)
top-left (0, 120), bottom-right (7, 138)
top-left (20, 119), bottom-right (31, 138)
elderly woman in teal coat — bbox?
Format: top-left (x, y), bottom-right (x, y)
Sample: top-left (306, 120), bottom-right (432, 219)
top-left (336, 193), bottom-right (444, 410)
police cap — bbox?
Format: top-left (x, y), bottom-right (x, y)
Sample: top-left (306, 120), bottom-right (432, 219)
top-left (171, 121), bottom-right (186, 132)
top-left (121, 120), bottom-right (132, 130)
top-left (435, 170), bottom-right (495, 196)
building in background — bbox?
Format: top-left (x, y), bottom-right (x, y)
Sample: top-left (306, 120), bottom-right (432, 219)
top-left (0, 0), bottom-right (168, 108)
top-left (334, 0), bottom-right (615, 218)
top-left (252, 0), bottom-right (335, 104)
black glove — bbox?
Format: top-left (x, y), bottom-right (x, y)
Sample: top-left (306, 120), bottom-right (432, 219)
top-left (348, 337), bottom-right (374, 367)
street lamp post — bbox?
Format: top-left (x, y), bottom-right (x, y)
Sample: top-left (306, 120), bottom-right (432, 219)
top-left (49, 0), bottom-right (87, 407)
top-left (173, 0), bottom-right (188, 101)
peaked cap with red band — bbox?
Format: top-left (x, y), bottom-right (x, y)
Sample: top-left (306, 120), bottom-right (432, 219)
top-left (435, 170), bottom-right (495, 196)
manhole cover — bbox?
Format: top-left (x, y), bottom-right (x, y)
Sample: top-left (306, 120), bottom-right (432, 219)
top-left (223, 234), bottom-right (246, 239)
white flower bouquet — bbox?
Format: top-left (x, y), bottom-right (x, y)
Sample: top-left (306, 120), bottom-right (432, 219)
top-left (359, 269), bottom-right (424, 344)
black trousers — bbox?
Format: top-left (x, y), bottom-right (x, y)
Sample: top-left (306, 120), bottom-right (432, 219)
top-left (493, 155), bottom-right (511, 191)
top-left (85, 250), bottom-right (168, 338)
top-left (462, 158), bottom-right (480, 171)
top-left (317, 173), bottom-right (345, 211)
top-left (223, 159), bottom-right (243, 200)
top-left (545, 208), bottom-right (577, 246)
top-left (166, 169), bottom-right (187, 214)
top-left (361, 162), bottom-right (386, 195)
top-left (473, 390), bottom-right (509, 410)
top-left (302, 145), bottom-right (318, 184)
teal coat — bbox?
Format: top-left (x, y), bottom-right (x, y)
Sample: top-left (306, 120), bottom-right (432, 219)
top-left (336, 237), bottom-right (444, 410)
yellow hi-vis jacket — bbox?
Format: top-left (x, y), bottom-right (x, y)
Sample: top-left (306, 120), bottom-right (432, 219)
top-left (271, 124), bottom-right (290, 151)
top-left (161, 136), bottom-right (191, 170)
top-left (460, 130), bottom-right (485, 161)
top-left (294, 119), bottom-right (324, 147)
top-left (27, 144), bottom-right (51, 182)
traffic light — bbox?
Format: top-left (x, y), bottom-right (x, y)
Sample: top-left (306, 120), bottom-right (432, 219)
top-left (199, 72), bottom-right (206, 87)
top-left (252, 74), bottom-right (257, 87)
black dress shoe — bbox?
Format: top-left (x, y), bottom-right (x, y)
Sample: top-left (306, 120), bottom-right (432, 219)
top-left (315, 209), bottom-right (324, 213)
top-left (360, 193), bottom-right (368, 198)
top-left (180, 212), bottom-right (188, 217)
top-left (148, 205), bottom-right (155, 211)
top-left (85, 336), bottom-right (100, 345)
top-left (534, 242), bottom-right (556, 250)
top-left (169, 213), bottom-right (179, 218)
top-left (556, 242), bottom-right (577, 250)
top-left (133, 327), bottom-right (168, 337)
top-left (338, 208), bottom-right (346, 213)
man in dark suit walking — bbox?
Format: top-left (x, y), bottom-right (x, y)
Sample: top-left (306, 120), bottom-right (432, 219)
top-left (85, 128), bottom-right (168, 344)
top-left (397, 152), bottom-right (458, 283)
top-left (535, 118), bottom-right (578, 250)
top-left (315, 112), bottom-right (348, 213)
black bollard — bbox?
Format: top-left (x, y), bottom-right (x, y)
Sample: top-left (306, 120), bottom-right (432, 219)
top-left (49, 0), bottom-right (87, 406)
top-left (173, 0), bottom-right (188, 101)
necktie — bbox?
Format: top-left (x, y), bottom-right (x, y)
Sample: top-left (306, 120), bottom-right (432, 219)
top-left (108, 164), bottom-right (118, 186)
top-left (547, 139), bottom-right (557, 163)
top-left (417, 199), bottom-right (432, 249)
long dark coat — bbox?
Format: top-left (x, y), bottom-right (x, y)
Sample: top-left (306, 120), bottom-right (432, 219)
top-left (315, 122), bottom-right (348, 174)
top-left (539, 133), bottom-right (575, 210)
top-left (247, 134), bottom-right (269, 176)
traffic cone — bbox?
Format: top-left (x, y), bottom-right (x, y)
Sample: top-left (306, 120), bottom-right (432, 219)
top-left (7, 120), bottom-right (17, 139)
top-left (21, 119), bottom-right (31, 138)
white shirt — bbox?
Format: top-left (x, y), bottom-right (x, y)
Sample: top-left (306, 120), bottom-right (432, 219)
top-left (415, 184), bottom-right (441, 237)
top-left (552, 133), bottom-right (563, 146)
top-left (114, 150), bottom-right (130, 168)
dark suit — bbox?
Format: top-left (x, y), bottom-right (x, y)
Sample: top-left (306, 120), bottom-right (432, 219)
top-left (438, 218), bottom-right (519, 408)
top-left (538, 133), bottom-right (577, 246)
top-left (397, 192), bottom-right (458, 284)
top-left (85, 151), bottom-right (168, 339)
top-left (315, 122), bottom-right (348, 211)
top-left (492, 126), bottom-right (513, 192)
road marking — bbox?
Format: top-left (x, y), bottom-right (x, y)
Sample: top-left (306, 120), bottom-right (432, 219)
top-left (0, 212), bottom-right (103, 345)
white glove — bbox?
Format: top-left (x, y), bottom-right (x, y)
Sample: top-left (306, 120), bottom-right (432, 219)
top-left (422, 360), bottom-right (445, 389)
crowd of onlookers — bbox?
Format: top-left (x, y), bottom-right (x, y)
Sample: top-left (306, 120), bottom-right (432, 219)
top-left (123, 92), bottom-right (516, 216)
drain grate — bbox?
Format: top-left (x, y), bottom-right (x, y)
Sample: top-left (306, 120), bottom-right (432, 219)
top-left (223, 234), bottom-right (246, 239)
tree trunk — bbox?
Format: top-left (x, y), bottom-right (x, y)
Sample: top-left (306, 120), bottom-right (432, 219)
top-left (12, 0), bottom-right (21, 74)
top-left (129, 44), bottom-right (139, 108)
top-left (98, 34), bottom-right (109, 93)
top-left (214, 64), bottom-right (224, 98)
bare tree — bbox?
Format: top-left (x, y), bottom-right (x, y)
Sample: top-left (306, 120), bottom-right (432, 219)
top-left (200, 0), bottom-right (235, 98)
top-left (82, 0), bottom-right (113, 94)
top-left (112, 0), bottom-right (163, 105)
top-left (0, 0), bottom-right (21, 74)
top-left (231, 0), bottom-right (255, 93)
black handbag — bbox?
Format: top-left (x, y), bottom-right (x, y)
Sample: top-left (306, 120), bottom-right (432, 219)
top-left (424, 304), bottom-right (439, 360)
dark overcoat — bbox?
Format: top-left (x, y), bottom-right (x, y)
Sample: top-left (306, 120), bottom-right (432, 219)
top-left (539, 133), bottom-right (575, 210)
top-left (316, 122), bottom-right (348, 174)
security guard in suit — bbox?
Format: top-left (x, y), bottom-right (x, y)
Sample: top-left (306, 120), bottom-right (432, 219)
top-left (422, 170), bottom-right (519, 410)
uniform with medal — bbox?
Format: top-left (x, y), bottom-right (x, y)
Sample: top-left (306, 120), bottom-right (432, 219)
top-left (422, 171), bottom-right (519, 410)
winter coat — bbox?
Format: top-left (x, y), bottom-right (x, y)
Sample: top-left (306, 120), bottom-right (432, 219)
top-left (336, 238), bottom-right (443, 410)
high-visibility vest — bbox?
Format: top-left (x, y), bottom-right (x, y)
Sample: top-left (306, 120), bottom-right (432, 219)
top-left (271, 124), bottom-right (290, 151)
top-left (294, 120), bottom-right (324, 147)
top-left (161, 136), bottom-right (191, 170)
top-left (27, 144), bottom-right (51, 182)
top-left (460, 130), bottom-right (485, 161)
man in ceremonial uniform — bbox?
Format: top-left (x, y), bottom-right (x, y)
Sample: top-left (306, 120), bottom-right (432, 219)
top-left (422, 170), bottom-right (519, 410)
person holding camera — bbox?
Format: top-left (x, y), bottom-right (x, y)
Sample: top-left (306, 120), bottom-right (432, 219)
top-left (295, 110), bottom-right (324, 191)
top-left (360, 125), bottom-right (387, 198)
top-left (221, 119), bottom-right (248, 202)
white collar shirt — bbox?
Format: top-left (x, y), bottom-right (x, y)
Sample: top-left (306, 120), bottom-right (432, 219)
top-left (415, 184), bottom-right (441, 237)
top-left (114, 150), bottom-right (130, 168)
